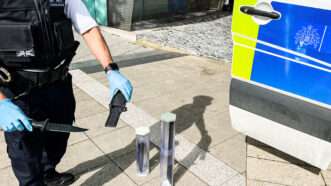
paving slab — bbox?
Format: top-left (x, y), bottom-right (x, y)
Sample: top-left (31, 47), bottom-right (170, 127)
top-left (247, 138), bottom-right (310, 166)
top-left (58, 137), bottom-right (137, 186)
top-left (0, 132), bottom-right (4, 143)
top-left (210, 134), bottom-right (246, 174)
top-left (0, 167), bottom-right (18, 186)
top-left (0, 140), bottom-right (10, 170)
top-left (322, 171), bottom-right (331, 186)
top-left (247, 180), bottom-right (286, 186)
top-left (71, 69), bottom-right (242, 186)
top-left (222, 173), bottom-right (245, 186)
top-left (247, 157), bottom-right (325, 186)
top-left (88, 72), bottom-right (109, 87)
top-left (90, 126), bottom-right (137, 159)
top-left (73, 88), bottom-right (93, 103)
top-left (111, 144), bottom-right (160, 185)
top-left (76, 111), bottom-right (127, 138)
top-left (67, 133), bottom-right (89, 146)
top-left (75, 99), bottom-right (107, 120)
top-left (134, 85), bottom-right (229, 121)
top-left (57, 140), bottom-right (107, 174)
top-left (70, 162), bottom-right (137, 186)
top-left (178, 110), bottom-right (239, 151)
top-left (141, 164), bottom-right (208, 186)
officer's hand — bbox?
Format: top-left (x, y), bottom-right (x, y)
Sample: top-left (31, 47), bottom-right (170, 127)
top-left (0, 99), bottom-right (33, 132)
top-left (106, 70), bottom-right (133, 102)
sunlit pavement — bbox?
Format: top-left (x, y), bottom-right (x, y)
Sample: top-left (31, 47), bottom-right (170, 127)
top-left (1, 27), bottom-right (330, 186)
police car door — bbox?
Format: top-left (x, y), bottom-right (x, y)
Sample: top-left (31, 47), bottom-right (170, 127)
top-left (230, 0), bottom-right (331, 170)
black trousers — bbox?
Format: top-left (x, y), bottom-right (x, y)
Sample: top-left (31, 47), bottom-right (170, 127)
top-left (4, 75), bottom-right (76, 186)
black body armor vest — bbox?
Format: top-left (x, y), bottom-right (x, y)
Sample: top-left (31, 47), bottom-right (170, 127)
top-left (0, 0), bottom-right (79, 69)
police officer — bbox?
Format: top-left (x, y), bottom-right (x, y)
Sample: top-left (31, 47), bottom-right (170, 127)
top-left (0, 0), bottom-right (133, 185)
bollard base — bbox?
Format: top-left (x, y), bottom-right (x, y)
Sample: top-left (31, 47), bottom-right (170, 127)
top-left (161, 180), bottom-right (172, 186)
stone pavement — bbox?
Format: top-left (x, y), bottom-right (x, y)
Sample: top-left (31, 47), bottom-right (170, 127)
top-left (1, 28), bottom-right (330, 186)
top-left (246, 137), bottom-right (331, 186)
top-left (0, 31), bottom-right (244, 186)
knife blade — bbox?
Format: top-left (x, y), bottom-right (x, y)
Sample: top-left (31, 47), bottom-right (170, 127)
top-left (32, 120), bottom-right (88, 133)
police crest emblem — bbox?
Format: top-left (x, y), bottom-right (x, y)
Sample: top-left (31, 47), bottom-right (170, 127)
top-left (295, 25), bottom-right (321, 49)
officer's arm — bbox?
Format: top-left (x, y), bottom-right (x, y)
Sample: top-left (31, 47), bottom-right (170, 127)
top-left (82, 27), bottom-right (113, 68)
top-left (65, 0), bottom-right (113, 68)
top-left (0, 92), bottom-right (5, 100)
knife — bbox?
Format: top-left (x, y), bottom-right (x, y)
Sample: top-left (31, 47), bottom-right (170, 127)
top-left (32, 119), bottom-right (88, 133)
top-left (105, 92), bottom-right (127, 128)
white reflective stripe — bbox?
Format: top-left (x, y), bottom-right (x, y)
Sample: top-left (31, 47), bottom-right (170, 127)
top-left (233, 32), bottom-right (331, 69)
top-left (234, 42), bottom-right (331, 74)
top-left (264, 0), bottom-right (331, 11)
top-left (319, 26), bottom-right (328, 52)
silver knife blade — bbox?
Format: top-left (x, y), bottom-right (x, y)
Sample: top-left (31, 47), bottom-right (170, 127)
top-left (32, 121), bottom-right (88, 133)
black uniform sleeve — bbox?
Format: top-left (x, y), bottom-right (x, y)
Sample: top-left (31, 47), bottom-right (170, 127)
top-left (0, 86), bottom-right (14, 99)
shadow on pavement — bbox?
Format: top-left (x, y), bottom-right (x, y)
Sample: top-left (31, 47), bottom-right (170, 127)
top-left (70, 50), bottom-right (187, 74)
top-left (246, 137), bottom-right (321, 174)
top-left (66, 95), bottom-right (213, 185)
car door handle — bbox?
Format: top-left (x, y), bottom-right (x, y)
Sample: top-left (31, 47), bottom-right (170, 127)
top-left (240, 6), bottom-right (280, 19)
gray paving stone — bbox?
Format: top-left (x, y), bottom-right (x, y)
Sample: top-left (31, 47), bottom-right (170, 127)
top-left (90, 126), bottom-right (137, 159)
top-left (0, 140), bottom-right (10, 170)
top-left (67, 132), bottom-right (89, 146)
top-left (89, 72), bottom-right (108, 86)
top-left (134, 85), bottom-right (229, 122)
top-left (131, 76), bottom-right (197, 103)
top-left (72, 69), bottom-right (241, 186)
top-left (57, 140), bottom-right (107, 174)
top-left (75, 111), bottom-right (127, 138)
top-left (179, 110), bottom-right (239, 151)
top-left (174, 134), bottom-right (238, 186)
top-left (73, 88), bottom-right (93, 103)
top-left (70, 162), bottom-right (137, 186)
top-left (247, 157), bottom-right (325, 186)
top-left (57, 138), bottom-right (138, 185)
top-left (247, 138), bottom-right (309, 166)
top-left (0, 132), bottom-right (4, 143)
top-left (134, 94), bottom-right (189, 118)
top-left (210, 134), bottom-right (246, 174)
top-left (0, 167), bottom-right (18, 186)
top-left (222, 173), bottom-right (245, 186)
top-left (111, 144), bottom-right (160, 185)
top-left (322, 170), bottom-right (331, 186)
top-left (141, 164), bottom-right (208, 186)
top-left (247, 180), bottom-right (286, 186)
top-left (75, 99), bottom-right (107, 120)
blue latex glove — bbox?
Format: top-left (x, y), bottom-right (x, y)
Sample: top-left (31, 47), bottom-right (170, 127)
top-left (107, 70), bottom-right (133, 102)
top-left (0, 99), bottom-right (32, 132)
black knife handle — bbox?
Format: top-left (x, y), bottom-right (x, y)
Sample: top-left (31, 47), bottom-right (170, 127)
top-left (240, 6), bottom-right (280, 20)
top-left (105, 92), bottom-right (127, 128)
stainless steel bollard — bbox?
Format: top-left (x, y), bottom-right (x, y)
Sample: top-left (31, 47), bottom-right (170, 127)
top-left (136, 127), bottom-right (150, 176)
top-left (160, 113), bottom-right (176, 186)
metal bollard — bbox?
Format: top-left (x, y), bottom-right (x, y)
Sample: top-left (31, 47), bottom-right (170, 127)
top-left (160, 113), bottom-right (176, 186)
top-left (136, 127), bottom-right (150, 176)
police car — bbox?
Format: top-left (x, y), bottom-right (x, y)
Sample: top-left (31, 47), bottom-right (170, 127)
top-left (230, 0), bottom-right (331, 170)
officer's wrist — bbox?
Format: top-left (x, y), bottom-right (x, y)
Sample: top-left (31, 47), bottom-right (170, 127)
top-left (104, 63), bottom-right (119, 73)
top-left (0, 92), bottom-right (6, 100)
